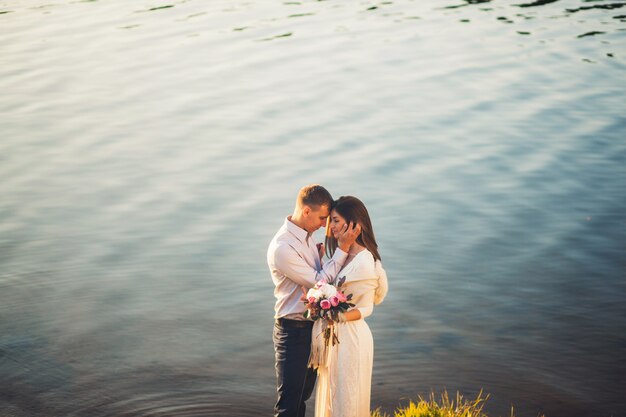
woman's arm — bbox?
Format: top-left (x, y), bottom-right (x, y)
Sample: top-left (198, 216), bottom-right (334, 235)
top-left (340, 305), bottom-right (373, 322)
top-left (342, 309), bottom-right (362, 321)
top-left (339, 254), bottom-right (378, 322)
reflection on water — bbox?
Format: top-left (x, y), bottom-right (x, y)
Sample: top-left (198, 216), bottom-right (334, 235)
top-left (1, 0), bottom-right (625, 416)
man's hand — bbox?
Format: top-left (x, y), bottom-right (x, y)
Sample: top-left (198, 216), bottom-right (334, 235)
top-left (337, 221), bottom-right (361, 253)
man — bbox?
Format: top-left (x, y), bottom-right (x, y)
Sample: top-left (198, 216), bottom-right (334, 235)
top-left (267, 184), bottom-right (360, 417)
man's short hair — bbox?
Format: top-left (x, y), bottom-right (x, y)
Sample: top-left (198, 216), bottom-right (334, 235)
top-left (297, 184), bottom-right (333, 210)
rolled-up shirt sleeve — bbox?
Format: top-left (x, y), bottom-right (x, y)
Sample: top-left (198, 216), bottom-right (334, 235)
top-left (357, 305), bottom-right (373, 319)
top-left (374, 261), bottom-right (388, 305)
top-left (273, 243), bottom-right (348, 288)
top-left (355, 285), bottom-right (375, 319)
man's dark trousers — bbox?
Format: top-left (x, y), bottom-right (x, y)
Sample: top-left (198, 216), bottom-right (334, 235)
top-left (273, 319), bottom-right (317, 417)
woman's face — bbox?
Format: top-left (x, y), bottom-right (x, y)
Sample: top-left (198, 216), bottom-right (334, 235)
top-left (329, 209), bottom-right (348, 239)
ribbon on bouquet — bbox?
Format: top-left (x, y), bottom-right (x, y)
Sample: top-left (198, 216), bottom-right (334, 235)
top-left (308, 319), bottom-right (340, 415)
top-left (308, 320), bottom-right (335, 369)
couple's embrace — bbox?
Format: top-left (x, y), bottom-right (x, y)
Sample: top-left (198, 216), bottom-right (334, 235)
top-left (268, 185), bottom-right (389, 417)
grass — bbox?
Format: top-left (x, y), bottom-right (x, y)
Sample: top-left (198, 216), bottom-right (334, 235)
top-left (371, 390), bottom-right (545, 417)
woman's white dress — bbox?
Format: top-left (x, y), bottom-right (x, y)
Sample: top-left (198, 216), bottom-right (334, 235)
top-left (310, 250), bottom-right (388, 417)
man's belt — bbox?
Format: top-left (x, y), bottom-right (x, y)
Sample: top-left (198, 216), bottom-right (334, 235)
top-left (275, 318), bottom-right (314, 329)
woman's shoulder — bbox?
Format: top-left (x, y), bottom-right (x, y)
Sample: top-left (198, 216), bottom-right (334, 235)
top-left (354, 249), bottom-right (376, 274)
top-left (358, 248), bottom-right (375, 262)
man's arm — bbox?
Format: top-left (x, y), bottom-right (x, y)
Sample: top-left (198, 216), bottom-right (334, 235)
top-left (273, 243), bottom-right (348, 288)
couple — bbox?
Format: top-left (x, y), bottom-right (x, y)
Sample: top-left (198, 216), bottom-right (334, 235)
top-left (267, 184), bottom-right (389, 417)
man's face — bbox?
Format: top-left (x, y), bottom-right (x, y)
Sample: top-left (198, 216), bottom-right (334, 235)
top-left (303, 204), bottom-right (330, 233)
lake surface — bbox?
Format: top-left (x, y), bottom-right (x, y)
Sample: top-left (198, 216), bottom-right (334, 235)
top-left (1, 0), bottom-right (625, 416)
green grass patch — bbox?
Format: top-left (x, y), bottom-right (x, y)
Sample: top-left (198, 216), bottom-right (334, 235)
top-left (371, 390), bottom-right (545, 417)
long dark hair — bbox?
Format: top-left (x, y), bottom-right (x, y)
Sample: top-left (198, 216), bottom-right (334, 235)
top-left (325, 196), bottom-right (381, 261)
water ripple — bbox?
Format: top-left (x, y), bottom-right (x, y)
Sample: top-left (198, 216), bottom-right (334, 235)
top-left (1, 0), bottom-right (625, 416)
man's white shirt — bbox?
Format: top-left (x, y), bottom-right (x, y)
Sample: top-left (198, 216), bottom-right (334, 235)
top-left (268, 217), bottom-right (348, 320)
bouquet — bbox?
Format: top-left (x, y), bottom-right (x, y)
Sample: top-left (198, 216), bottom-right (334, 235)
top-left (303, 277), bottom-right (354, 346)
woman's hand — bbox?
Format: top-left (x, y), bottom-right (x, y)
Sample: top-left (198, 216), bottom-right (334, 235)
top-left (337, 222), bottom-right (361, 252)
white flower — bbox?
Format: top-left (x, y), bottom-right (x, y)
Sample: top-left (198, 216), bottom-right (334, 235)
top-left (307, 288), bottom-right (323, 300)
top-left (319, 283), bottom-right (337, 298)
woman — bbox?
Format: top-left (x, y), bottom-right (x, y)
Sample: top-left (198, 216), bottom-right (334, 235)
top-left (309, 196), bottom-right (388, 417)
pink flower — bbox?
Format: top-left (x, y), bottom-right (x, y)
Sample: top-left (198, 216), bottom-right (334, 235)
top-left (336, 292), bottom-right (347, 303)
top-left (320, 299), bottom-right (332, 310)
top-left (330, 296), bottom-right (339, 307)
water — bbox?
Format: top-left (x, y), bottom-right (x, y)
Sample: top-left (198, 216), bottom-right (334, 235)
top-left (1, 0), bottom-right (625, 416)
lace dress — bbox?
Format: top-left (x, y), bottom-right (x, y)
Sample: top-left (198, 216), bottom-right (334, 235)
top-left (310, 249), bottom-right (388, 417)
